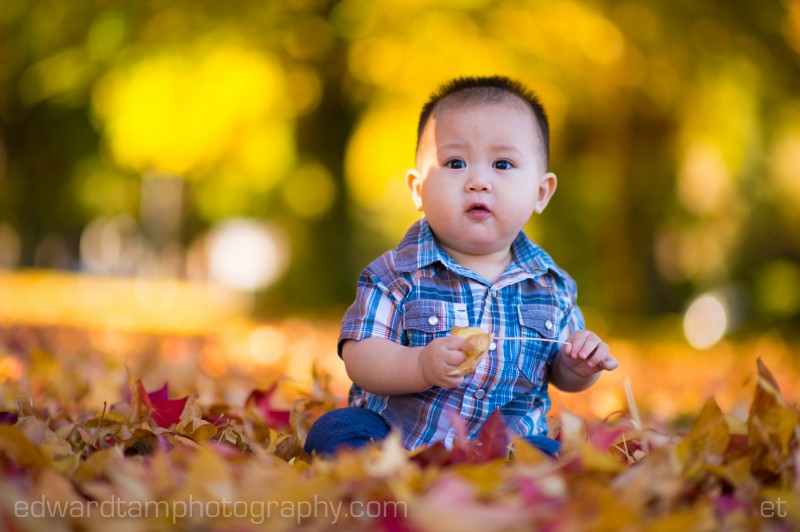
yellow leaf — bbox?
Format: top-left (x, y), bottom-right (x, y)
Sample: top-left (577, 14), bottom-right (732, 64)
top-left (364, 431), bottom-right (409, 478)
top-left (610, 447), bottom-right (683, 512)
top-left (748, 360), bottom-right (800, 475)
top-left (724, 414), bottom-right (748, 435)
top-left (569, 480), bottom-right (640, 530)
top-left (0, 425), bottom-right (50, 469)
top-left (179, 445), bottom-right (235, 501)
top-left (580, 443), bottom-right (625, 473)
top-left (178, 417), bottom-right (219, 443)
top-left (453, 461), bottom-right (506, 497)
top-left (177, 394), bottom-right (204, 423)
top-left (678, 398), bottom-right (729, 468)
top-left (558, 410), bottom-right (587, 450)
top-left (53, 453), bottom-right (81, 476)
top-left (149, 450), bottom-right (180, 496)
top-left (642, 503), bottom-right (715, 532)
top-left (86, 412), bottom-right (129, 427)
top-left (510, 437), bottom-right (552, 465)
top-left (41, 431), bottom-right (74, 462)
top-left (73, 446), bottom-right (123, 484)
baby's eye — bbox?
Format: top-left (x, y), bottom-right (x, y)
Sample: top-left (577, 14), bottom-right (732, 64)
top-left (493, 160), bottom-right (513, 170)
top-left (445, 159), bottom-right (465, 169)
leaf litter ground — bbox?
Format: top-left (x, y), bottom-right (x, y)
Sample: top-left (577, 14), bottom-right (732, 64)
top-left (0, 325), bottom-right (798, 531)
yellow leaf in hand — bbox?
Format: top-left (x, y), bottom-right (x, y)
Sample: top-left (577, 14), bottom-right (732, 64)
top-left (448, 326), bottom-right (493, 377)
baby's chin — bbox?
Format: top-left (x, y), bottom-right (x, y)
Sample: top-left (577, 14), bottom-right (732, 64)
top-left (442, 238), bottom-right (514, 258)
top-left (428, 224), bottom-right (515, 256)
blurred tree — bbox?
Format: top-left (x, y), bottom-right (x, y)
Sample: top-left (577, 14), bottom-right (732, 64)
top-left (0, 0), bottom-right (798, 329)
top-left (334, 0), bottom-right (800, 330)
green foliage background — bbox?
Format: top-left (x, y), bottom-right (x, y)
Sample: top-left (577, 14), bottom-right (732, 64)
top-left (1, 0), bottom-right (799, 330)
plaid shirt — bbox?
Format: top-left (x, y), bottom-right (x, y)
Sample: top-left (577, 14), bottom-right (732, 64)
top-left (339, 217), bottom-right (585, 450)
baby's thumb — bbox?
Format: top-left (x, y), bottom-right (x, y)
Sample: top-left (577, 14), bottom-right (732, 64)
top-left (602, 356), bottom-right (619, 371)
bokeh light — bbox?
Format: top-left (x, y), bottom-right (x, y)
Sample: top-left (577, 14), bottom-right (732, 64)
top-left (206, 219), bottom-right (290, 292)
top-left (755, 261), bottom-right (800, 317)
top-left (345, 102), bottom-right (419, 237)
top-left (249, 325), bottom-right (288, 366)
top-left (282, 162), bottom-right (337, 219)
top-left (80, 216), bottom-right (140, 275)
top-left (684, 293), bottom-right (728, 350)
top-left (93, 38), bottom-right (293, 179)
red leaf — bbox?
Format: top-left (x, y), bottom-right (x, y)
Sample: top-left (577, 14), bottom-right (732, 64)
top-left (0, 412), bottom-right (18, 425)
top-left (473, 409), bottom-right (510, 462)
top-left (246, 386), bottom-right (291, 429)
top-left (137, 381), bottom-right (188, 428)
top-left (412, 409), bottom-right (509, 467)
top-left (146, 382), bottom-right (170, 404)
top-left (150, 398), bottom-right (188, 428)
top-left (587, 422), bottom-right (627, 451)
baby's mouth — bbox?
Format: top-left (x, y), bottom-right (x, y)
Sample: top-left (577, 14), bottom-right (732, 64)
top-left (466, 203), bottom-right (492, 218)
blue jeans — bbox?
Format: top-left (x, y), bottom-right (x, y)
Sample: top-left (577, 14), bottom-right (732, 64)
top-left (304, 407), bottom-right (390, 455)
top-left (304, 407), bottom-right (561, 458)
top-left (524, 435), bottom-right (561, 457)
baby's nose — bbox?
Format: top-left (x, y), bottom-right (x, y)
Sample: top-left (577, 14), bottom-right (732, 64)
top-left (465, 169), bottom-right (492, 191)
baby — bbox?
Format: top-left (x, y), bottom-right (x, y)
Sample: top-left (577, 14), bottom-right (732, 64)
top-left (305, 75), bottom-right (618, 457)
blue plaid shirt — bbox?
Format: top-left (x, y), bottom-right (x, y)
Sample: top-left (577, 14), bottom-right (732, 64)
top-left (339, 217), bottom-right (585, 450)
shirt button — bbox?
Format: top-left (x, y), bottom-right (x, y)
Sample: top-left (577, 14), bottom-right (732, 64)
top-left (474, 389), bottom-right (486, 399)
top-left (545, 320), bottom-right (553, 330)
top-left (490, 291), bottom-right (498, 298)
top-left (489, 341), bottom-right (497, 351)
top-left (428, 316), bottom-right (439, 326)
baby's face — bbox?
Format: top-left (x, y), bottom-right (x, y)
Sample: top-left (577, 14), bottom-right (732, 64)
top-left (408, 99), bottom-right (556, 258)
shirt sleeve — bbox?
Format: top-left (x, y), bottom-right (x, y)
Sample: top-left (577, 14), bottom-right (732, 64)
top-left (338, 268), bottom-right (404, 357)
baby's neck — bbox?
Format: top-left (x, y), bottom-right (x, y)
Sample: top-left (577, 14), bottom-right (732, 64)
top-left (442, 246), bottom-right (513, 285)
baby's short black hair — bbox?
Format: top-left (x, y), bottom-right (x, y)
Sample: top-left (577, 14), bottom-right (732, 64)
top-left (416, 75), bottom-right (550, 166)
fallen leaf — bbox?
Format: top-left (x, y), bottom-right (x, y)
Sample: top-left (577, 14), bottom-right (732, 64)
top-left (0, 411), bottom-right (19, 425)
top-left (73, 446), bottom-right (123, 484)
top-left (0, 425), bottom-right (50, 470)
top-left (677, 398), bottom-right (730, 470)
top-left (138, 381), bottom-right (188, 428)
top-left (246, 386), bottom-right (292, 430)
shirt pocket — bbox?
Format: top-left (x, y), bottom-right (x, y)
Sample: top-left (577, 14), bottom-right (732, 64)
top-left (403, 299), bottom-right (453, 347)
top-left (516, 304), bottom-right (560, 385)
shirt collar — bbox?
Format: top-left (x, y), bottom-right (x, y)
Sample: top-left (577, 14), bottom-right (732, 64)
top-left (394, 217), bottom-right (562, 283)
top-left (394, 217), bottom-right (446, 273)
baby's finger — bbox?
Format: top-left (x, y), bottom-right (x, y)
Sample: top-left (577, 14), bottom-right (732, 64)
top-left (584, 341), bottom-right (609, 367)
top-left (566, 334), bottom-right (588, 359)
top-left (438, 374), bottom-right (465, 389)
top-left (563, 342), bottom-right (574, 357)
top-left (444, 336), bottom-right (471, 350)
top-left (576, 335), bottom-right (601, 360)
top-left (600, 355), bottom-right (619, 371)
top-left (444, 349), bottom-right (468, 366)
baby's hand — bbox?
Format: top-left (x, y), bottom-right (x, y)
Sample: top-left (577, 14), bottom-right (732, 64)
top-left (561, 330), bottom-right (618, 377)
top-left (418, 336), bottom-right (470, 389)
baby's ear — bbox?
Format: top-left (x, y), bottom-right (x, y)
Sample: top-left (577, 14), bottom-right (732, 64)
top-left (407, 169), bottom-right (424, 211)
top-left (534, 172), bottom-right (557, 213)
